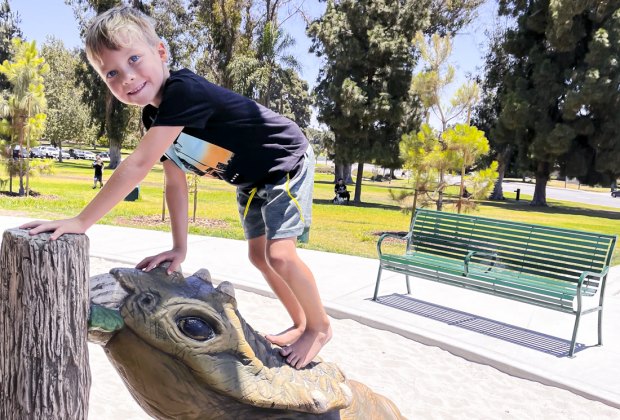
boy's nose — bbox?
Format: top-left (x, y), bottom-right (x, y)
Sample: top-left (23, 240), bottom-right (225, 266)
top-left (123, 72), bottom-right (136, 84)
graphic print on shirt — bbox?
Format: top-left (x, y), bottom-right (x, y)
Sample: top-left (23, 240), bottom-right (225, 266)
top-left (165, 132), bottom-right (234, 179)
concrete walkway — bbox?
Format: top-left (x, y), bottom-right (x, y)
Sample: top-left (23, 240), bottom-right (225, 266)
top-left (1, 215), bottom-right (619, 409)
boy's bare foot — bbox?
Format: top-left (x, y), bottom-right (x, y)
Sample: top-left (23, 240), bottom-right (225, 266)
top-left (265, 325), bottom-right (305, 347)
top-left (279, 325), bottom-right (332, 369)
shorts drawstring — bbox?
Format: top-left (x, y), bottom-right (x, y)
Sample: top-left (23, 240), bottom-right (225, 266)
top-left (243, 187), bottom-right (257, 219)
top-left (285, 173), bottom-right (305, 223)
top-left (242, 172), bottom-right (305, 223)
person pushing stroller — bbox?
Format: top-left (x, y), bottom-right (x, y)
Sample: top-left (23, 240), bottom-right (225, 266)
top-left (333, 178), bottom-right (350, 204)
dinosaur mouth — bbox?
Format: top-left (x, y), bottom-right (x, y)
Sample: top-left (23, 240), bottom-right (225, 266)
top-left (88, 272), bottom-right (129, 345)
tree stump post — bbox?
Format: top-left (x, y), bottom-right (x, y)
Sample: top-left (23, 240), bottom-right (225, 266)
top-left (0, 229), bottom-right (90, 419)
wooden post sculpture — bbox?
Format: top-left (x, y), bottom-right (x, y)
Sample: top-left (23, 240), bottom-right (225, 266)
top-left (0, 229), bottom-right (90, 420)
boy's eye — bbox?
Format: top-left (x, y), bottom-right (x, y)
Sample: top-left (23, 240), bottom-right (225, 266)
top-left (106, 70), bottom-right (118, 79)
top-left (130, 55), bottom-right (140, 63)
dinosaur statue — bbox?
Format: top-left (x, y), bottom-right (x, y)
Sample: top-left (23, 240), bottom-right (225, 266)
top-left (88, 266), bottom-right (406, 419)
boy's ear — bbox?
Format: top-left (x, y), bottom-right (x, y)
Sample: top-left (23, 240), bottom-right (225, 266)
top-left (157, 41), bottom-right (168, 62)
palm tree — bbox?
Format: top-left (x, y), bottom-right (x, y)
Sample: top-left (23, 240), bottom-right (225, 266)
top-left (0, 38), bottom-right (48, 196)
top-left (229, 21), bottom-right (300, 108)
top-left (256, 21), bottom-right (300, 108)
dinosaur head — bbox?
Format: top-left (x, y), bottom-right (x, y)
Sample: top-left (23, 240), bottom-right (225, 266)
top-left (88, 267), bottom-right (352, 418)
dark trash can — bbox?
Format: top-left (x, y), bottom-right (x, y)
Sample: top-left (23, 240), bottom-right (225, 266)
top-left (124, 186), bottom-right (140, 201)
top-left (297, 227), bottom-right (310, 244)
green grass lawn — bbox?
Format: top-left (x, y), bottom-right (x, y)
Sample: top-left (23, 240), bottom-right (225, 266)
top-left (1, 160), bottom-right (618, 265)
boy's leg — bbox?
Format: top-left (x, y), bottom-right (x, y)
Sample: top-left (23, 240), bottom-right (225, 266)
top-left (247, 235), bottom-right (306, 346)
top-left (263, 147), bottom-right (331, 368)
top-left (265, 237), bottom-right (331, 369)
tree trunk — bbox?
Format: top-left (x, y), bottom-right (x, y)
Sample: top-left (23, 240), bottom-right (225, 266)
top-left (436, 168), bottom-right (445, 211)
top-left (490, 146), bottom-right (511, 200)
top-left (334, 162), bottom-right (345, 183)
top-left (353, 162), bottom-right (364, 203)
top-left (531, 161), bottom-right (550, 206)
top-left (334, 162), bottom-right (353, 184)
top-left (0, 229), bottom-right (91, 420)
top-left (343, 164), bottom-right (353, 185)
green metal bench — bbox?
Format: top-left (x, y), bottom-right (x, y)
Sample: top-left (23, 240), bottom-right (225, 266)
top-left (373, 208), bottom-right (617, 357)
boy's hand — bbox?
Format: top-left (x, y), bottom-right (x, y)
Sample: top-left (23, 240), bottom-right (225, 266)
top-left (136, 248), bottom-right (186, 275)
top-left (20, 217), bottom-right (88, 240)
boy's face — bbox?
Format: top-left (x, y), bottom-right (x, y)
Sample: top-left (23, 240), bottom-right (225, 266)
top-left (91, 36), bottom-right (168, 108)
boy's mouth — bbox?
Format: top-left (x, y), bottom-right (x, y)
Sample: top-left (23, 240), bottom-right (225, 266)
top-left (128, 82), bottom-right (146, 95)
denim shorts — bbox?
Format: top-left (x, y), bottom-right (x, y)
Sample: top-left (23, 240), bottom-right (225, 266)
top-left (236, 147), bottom-right (314, 240)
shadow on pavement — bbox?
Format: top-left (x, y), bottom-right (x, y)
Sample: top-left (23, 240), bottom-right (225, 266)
top-left (373, 293), bottom-right (586, 358)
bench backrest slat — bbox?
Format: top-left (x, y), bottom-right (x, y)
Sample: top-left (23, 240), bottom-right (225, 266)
top-left (409, 209), bottom-right (616, 285)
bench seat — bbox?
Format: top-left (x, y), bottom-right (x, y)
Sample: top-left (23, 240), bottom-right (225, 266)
top-left (374, 209), bottom-right (616, 357)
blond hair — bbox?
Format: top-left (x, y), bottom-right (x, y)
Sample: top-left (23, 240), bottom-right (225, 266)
top-left (85, 6), bottom-right (160, 65)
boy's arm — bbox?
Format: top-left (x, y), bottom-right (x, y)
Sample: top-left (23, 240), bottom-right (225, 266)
top-left (21, 126), bottom-right (183, 239)
top-left (164, 160), bottom-right (189, 254)
top-left (136, 160), bottom-right (189, 273)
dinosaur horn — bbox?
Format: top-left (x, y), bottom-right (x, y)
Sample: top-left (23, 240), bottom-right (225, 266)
top-left (89, 272), bottom-right (128, 345)
top-left (90, 272), bottom-right (128, 310)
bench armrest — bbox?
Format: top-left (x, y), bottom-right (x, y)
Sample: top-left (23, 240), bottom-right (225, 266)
top-left (577, 267), bottom-right (609, 290)
top-left (464, 250), bottom-right (498, 275)
top-left (377, 232), bottom-right (411, 258)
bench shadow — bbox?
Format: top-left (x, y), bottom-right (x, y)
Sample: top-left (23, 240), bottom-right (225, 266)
top-left (373, 293), bottom-right (587, 358)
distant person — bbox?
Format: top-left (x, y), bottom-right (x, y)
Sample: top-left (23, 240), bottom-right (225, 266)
top-left (21, 5), bottom-right (330, 370)
top-left (334, 178), bottom-right (350, 203)
top-left (92, 156), bottom-right (104, 189)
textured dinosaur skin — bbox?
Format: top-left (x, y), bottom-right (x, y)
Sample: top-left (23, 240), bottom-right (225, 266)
top-left (88, 267), bottom-right (405, 419)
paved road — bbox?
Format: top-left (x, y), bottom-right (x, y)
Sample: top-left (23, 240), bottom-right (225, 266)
top-left (502, 181), bottom-right (620, 209)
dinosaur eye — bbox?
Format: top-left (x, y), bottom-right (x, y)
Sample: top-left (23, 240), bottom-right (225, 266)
top-left (177, 317), bottom-right (215, 342)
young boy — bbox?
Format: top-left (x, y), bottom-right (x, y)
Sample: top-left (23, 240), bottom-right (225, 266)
top-left (92, 156), bottom-right (104, 188)
top-left (21, 5), bottom-right (331, 369)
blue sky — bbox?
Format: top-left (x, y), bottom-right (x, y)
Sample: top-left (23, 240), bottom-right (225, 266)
top-left (11, 0), bottom-right (497, 126)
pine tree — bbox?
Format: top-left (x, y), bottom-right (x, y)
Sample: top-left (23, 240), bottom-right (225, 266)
top-left (496, 0), bottom-right (620, 205)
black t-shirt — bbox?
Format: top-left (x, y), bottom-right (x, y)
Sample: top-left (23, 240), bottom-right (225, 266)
top-left (93, 161), bottom-right (103, 177)
top-left (142, 69), bottom-right (308, 188)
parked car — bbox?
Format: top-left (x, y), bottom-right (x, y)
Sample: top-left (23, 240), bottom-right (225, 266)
top-left (69, 149), bottom-right (96, 160)
top-left (83, 150), bottom-right (97, 160)
top-left (39, 146), bottom-right (59, 158)
top-left (29, 147), bottom-right (45, 158)
top-left (97, 152), bottom-right (111, 162)
top-left (57, 149), bottom-right (71, 160)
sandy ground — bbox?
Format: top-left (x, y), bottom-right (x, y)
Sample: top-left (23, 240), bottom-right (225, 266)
top-left (87, 258), bottom-right (620, 420)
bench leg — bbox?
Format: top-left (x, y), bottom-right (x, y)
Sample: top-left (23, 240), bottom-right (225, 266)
top-left (405, 275), bottom-right (411, 295)
top-left (569, 312), bottom-right (582, 358)
top-left (373, 266), bottom-right (383, 301)
top-left (598, 308), bottom-right (603, 346)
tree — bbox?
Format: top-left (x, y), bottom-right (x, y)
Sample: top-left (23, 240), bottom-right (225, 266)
top-left (309, 0), bottom-right (426, 203)
top-left (426, 0), bottom-right (486, 36)
top-left (472, 22), bottom-right (514, 200)
top-left (496, 0), bottom-right (620, 206)
top-left (193, 0), bottom-right (247, 88)
top-left (229, 20), bottom-right (301, 109)
top-left (0, 0), bottom-right (21, 91)
top-left (41, 38), bottom-right (96, 158)
top-left (442, 123), bottom-right (496, 212)
top-left (410, 32), bottom-right (481, 210)
top-left (398, 122), bottom-right (497, 213)
top-left (0, 38), bottom-right (48, 196)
